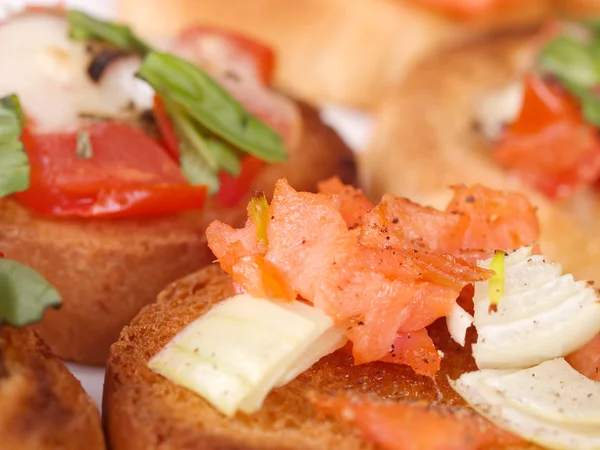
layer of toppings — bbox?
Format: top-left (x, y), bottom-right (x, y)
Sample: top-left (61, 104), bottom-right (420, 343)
top-left (0, 9), bottom-right (294, 217)
top-left (478, 20), bottom-right (600, 200)
top-left (147, 178), bottom-right (600, 448)
top-left (0, 252), bottom-right (61, 327)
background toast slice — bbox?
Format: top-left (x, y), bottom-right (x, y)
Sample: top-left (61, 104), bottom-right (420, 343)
top-left (0, 326), bottom-right (105, 450)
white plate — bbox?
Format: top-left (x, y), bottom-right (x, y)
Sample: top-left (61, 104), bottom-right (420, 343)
top-left (66, 106), bottom-right (373, 410)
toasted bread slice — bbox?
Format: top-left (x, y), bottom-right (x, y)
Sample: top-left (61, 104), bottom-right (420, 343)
top-left (116, 0), bottom-right (551, 110)
top-left (104, 266), bottom-right (538, 449)
top-left (0, 326), bottom-right (105, 450)
top-left (0, 102), bottom-right (355, 366)
top-left (359, 26), bottom-right (600, 285)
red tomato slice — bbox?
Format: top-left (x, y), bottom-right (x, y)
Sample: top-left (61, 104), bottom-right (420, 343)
top-left (152, 95), bottom-right (265, 208)
top-left (411, 0), bottom-right (518, 19)
top-left (494, 75), bottom-right (600, 199)
top-left (153, 96), bottom-right (180, 162)
top-left (175, 25), bottom-right (275, 86)
top-left (14, 122), bottom-right (206, 218)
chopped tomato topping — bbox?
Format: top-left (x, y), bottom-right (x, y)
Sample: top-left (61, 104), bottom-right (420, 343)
top-left (379, 329), bottom-right (441, 378)
top-left (411, 0), bottom-right (518, 20)
top-left (494, 75), bottom-right (600, 199)
top-left (152, 96), bottom-right (180, 162)
top-left (14, 122), bottom-right (206, 218)
top-left (174, 26), bottom-right (276, 86)
top-left (214, 156), bottom-right (266, 207)
top-left (206, 178), bottom-right (537, 374)
top-left (566, 332), bottom-right (600, 382)
top-left (312, 396), bottom-right (525, 450)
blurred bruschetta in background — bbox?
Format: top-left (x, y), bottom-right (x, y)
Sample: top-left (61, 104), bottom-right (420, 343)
top-left (361, 17), bottom-right (600, 283)
top-left (116, 0), bottom-right (553, 109)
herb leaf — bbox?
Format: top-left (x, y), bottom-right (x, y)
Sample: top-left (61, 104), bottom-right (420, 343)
top-left (137, 52), bottom-right (287, 163)
top-left (0, 94), bottom-right (29, 198)
top-left (76, 130), bottom-right (93, 159)
top-left (67, 10), bottom-right (151, 54)
top-left (0, 258), bottom-right (61, 327)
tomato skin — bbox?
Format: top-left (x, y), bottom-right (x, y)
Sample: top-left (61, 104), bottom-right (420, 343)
top-left (214, 156), bottom-right (266, 207)
top-left (15, 122), bottom-right (206, 218)
top-left (494, 75), bottom-right (600, 199)
top-left (176, 25), bottom-right (276, 86)
top-left (152, 96), bottom-right (180, 162)
top-left (410, 0), bottom-right (517, 19)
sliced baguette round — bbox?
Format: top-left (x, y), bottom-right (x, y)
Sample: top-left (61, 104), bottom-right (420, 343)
top-left (0, 102), bottom-right (355, 366)
top-left (104, 266), bottom-right (538, 450)
top-left (359, 27), bottom-right (600, 284)
top-left (0, 326), bottom-right (105, 450)
top-left (116, 0), bottom-right (551, 110)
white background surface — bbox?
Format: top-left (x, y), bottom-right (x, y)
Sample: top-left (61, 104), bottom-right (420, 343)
top-left (2, 0), bottom-right (374, 410)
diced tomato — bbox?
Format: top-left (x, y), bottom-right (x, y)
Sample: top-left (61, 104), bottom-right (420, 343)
top-left (174, 25), bottom-right (275, 86)
top-left (14, 122), bottom-right (206, 218)
top-left (312, 396), bottom-right (525, 450)
top-left (410, 0), bottom-right (518, 20)
top-left (566, 332), bottom-right (600, 382)
top-left (379, 329), bottom-right (441, 378)
top-left (494, 75), bottom-right (600, 200)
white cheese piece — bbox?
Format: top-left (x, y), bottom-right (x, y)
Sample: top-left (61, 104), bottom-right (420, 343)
top-left (446, 302), bottom-right (473, 347)
top-left (0, 13), bottom-right (153, 132)
top-left (450, 359), bottom-right (600, 450)
top-left (474, 80), bottom-right (524, 141)
top-left (468, 246), bottom-right (600, 369)
top-left (148, 294), bottom-right (345, 417)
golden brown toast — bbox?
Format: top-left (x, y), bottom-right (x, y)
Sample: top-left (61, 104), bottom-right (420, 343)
top-left (359, 26), bottom-right (600, 285)
top-left (0, 102), bottom-right (355, 366)
top-left (0, 326), bottom-right (105, 450)
top-left (104, 266), bottom-right (538, 450)
top-left (116, 0), bottom-right (551, 110)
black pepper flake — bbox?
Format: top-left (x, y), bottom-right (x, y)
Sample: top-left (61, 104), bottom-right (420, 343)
top-left (301, 240), bottom-right (306, 244)
top-left (392, 217), bottom-right (399, 224)
top-left (423, 358), bottom-right (429, 364)
top-left (465, 195), bottom-right (475, 203)
top-left (358, 321), bottom-right (365, 326)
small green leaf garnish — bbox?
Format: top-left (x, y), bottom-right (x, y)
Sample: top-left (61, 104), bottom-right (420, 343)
top-left (0, 258), bottom-right (61, 327)
top-left (488, 251), bottom-right (505, 314)
top-left (137, 52), bottom-right (285, 192)
top-left (249, 191), bottom-right (270, 250)
top-left (75, 130), bottom-right (93, 159)
top-left (0, 94), bottom-right (29, 199)
top-left (537, 24), bottom-right (600, 126)
top-left (67, 10), bottom-right (151, 54)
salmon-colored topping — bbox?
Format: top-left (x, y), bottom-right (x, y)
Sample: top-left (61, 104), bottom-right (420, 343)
top-left (312, 395), bottom-right (525, 450)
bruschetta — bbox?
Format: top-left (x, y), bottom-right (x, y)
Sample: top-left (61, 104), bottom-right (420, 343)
top-left (0, 9), bottom-right (355, 365)
top-left (0, 254), bottom-right (105, 450)
top-left (115, 0), bottom-right (552, 109)
top-left (104, 179), bottom-right (600, 450)
top-left (361, 19), bottom-right (600, 284)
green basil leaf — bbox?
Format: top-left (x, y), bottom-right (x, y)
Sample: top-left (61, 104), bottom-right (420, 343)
top-left (179, 143), bottom-right (220, 194)
top-left (136, 51), bottom-right (287, 163)
top-left (207, 139), bottom-right (242, 176)
top-left (538, 35), bottom-right (600, 88)
top-left (0, 258), bottom-right (61, 327)
top-left (0, 95), bottom-right (29, 198)
top-left (67, 10), bottom-right (151, 54)
top-left (559, 79), bottom-right (600, 127)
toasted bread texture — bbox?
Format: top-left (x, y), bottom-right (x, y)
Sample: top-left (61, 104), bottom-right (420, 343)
top-left (0, 326), bottom-right (105, 450)
top-left (116, 0), bottom-right (551, 109)
top-left (104, 266), bottom-right (538, 450)
top-left (0, 102), bottom-right (355, 366)
top-left (360, 27), bottom-right (600, 285)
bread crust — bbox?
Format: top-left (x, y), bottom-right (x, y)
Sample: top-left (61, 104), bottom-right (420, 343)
top-left (0, 326), bottom-right (105, 450)
top-left (116, 0), bottom-right (551, 109)
top-left (0, 102), bottom-right (355, 365)
top-left (104, 266), bottom-right (538, 450)
top-left (360, 27), bottom-right (600, 284)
